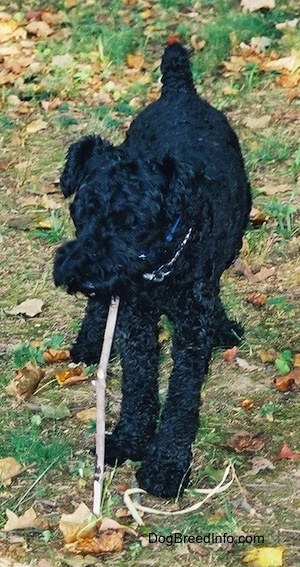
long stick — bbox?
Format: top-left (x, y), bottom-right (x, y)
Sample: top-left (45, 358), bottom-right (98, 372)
top-left (93, 296), bottom-right (120, 517)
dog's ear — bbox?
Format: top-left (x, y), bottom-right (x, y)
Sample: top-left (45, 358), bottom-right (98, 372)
top-left (60, 135), bottom-right (109, 197)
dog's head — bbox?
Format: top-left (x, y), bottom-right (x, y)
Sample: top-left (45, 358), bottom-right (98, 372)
top-left (53, 135), bottom-right (200, 298)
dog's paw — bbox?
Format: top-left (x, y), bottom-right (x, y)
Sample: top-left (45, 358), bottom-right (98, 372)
top-left (136, 448), bottom-right (191, 499)
top-left (104, 433), bottom-right (147, 466)
top-left (70, 344), bottom-right (99, 365)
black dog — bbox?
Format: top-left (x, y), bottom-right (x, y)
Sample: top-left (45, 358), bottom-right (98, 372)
top-left (54, 42), bottom-right (251, 499)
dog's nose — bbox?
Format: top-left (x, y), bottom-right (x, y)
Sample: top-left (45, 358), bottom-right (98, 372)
top-left (80, 281), bottom-right (97, 297)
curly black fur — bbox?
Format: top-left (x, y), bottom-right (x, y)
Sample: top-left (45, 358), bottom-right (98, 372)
top-left (53, 42), bottom-right (251, 499)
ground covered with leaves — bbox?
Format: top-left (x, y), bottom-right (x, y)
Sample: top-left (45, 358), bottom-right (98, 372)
top-left (0, 0), bottom-right (300, 566)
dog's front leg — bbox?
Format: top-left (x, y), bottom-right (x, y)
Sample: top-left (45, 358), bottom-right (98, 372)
top-left (105, 302), bottom-right (160, 465)
top-left (71, 299), bottom-right (108, 364)
top-left (136, 291), bottom-right (215, 499)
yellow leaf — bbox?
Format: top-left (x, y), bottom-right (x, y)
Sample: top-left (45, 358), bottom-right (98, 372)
top-left (140, 9), bottom-right (152, 20)
top-left (242, 546), bottom-right (285, 567)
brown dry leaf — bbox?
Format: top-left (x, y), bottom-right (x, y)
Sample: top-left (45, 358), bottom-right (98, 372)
top-left (222, 346), bottom-right (238, 363)
top-left (39, 194), bottom-right (61, 210)
top-left (241, 0), bottom-right (275, 12)
top-left (278, 70), bottom-right (300, 88)
top-left (258, 348), bottom-right (278, 363)
top-left (273, 374), bottom-right (295, 392)
top-left (59, 502), bottom-right (97, 543)
top-left (25, 119), bottom-right (48, 134)
top-left (5, 363), bottom-right (45, 399)
top-left (55, 367), bottom-right (88, 386)
top-left (9, 298), bottom-right (44, 317)
top-left (244, 115), bottom-right (271, 129)
top-left (248, 456), bottom-right (275, 475)
top-left (43, 348), bottom-right (70, 364)
top-left (187, 542), bottom-right (209, 556)
top-left (190, 35), bottom-right (206, 52)
top-left (261, 49), bottom-right (300, 73)
top-left (250, 206), bottom-right (269, 226)
top-left (246, 292), bottom-right (267, 308)
top-left (126, 53), bottom-right (145, 70)
top-left (76, 408), bottom-right (97, 423)
top-left (68, 531), bottom-right (124, 554)
top-left (26, 20), bottom-right (54, 37)
top-left (258, 183), bottom-right (291, 196)
top-left (222, 56), bottom-right (245, 77)
top-left (274, 367), bottom-right (300, 390)
top-left (4, 507), bottom-right (38, 532)
top-left (0, 558), bottom-right (30, 567)
top-left (60, 506), bottom-right (136, 554)
top-left (273, 443), bottom-right (300, 461)
top-left (235, 260), bottom-right (275, 283)
top-left (115, 507), bottom-right (132, 520)
top-left (222, 430), bottom-right (265, 453)
top-left (0, 457), bottom-right (23, 487)
top-left (235, 357), bottom-right (259, 372)
top-left (293, 354), bottom-right (300, 368)
top-left (241, 398), bottom-right (255, 410)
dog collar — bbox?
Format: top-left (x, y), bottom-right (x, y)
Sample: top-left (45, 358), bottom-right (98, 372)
top-left (142, 227), bottom-right (192, 282)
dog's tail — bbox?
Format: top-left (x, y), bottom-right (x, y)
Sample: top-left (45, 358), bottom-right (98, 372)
top-left (160, 41), bottom-right (196, 95)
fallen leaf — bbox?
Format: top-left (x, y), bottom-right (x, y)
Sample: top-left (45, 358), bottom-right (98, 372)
top-left (241, 398), bottom-right (255, 410)
top-left (0, 457), bottom-right (23, 487)
top-left (261, 49), bottom-right (300, 73)
top-left (222, 346), bottom-right (238, 362)
top-left (0, 19), bottom-right (18, 42)
top-left (222, 430), bottom-right (265, 453)
top-left (126, 53), bottom-right (145, 70)
top-left (248, 456), bottom-right (275, 475)
top-left (241, 0), bottom-right (275, 13)
top-left (258, 183), bottom-right (291, 196)
top-left (76, 408), bottom-right (97, 423)
top-left (258, 348), bottom-right (278, 363)
top-left (26, 20), bottom-right (54, 37)
top-left (293, 353), bottom-right (300, 368)
top-left (273, 443), bottom-right (300, 461)
top-left (235, 357), bottom-right (259, 372)
top-left (51, 53), bottom-right (74, 68)
top-left (4, 507), bottom-right (38, 532)
top-left (242, 546), bottom-right (285, 567)
top-left (246, 292), bottom-right (267, 308)
top-left (43, 348), bottom-right (70, 363)
top-left (5, 363), bottom-right (45, 399)
top-left (250, 207), bottom-right (269, 226)
top-left (55, 367), bottom-right (88, 386)
top-left (41, 400), bottom-right (71, 420)
top-left (187, 542), bottom-right (209, 556)
top-left (59, 503), bottom-right (96, 544)
top-left (9, 298), bottom-right (44, 317)
top-left (25, 119), bottom-right (48, 134)
top-left (39, 194), bottom-right (61, 210)
top-left (244, 115), bottom-right (271, 129)
top-left (273, 374), bottom-right (295, 392)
